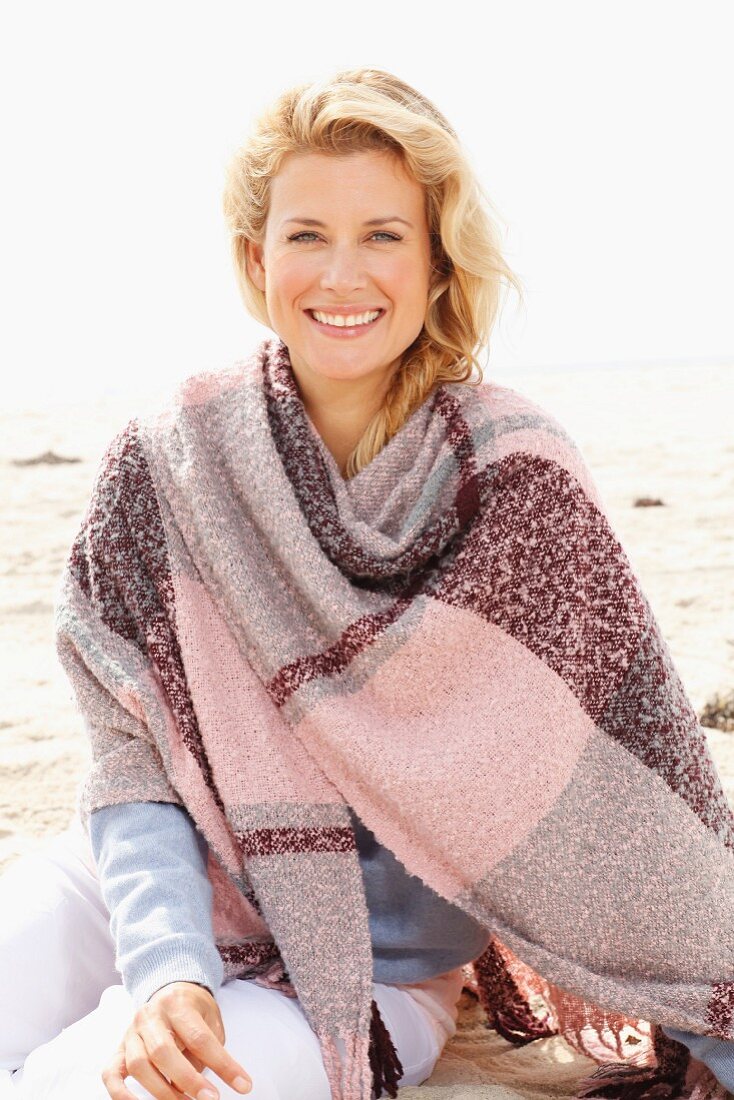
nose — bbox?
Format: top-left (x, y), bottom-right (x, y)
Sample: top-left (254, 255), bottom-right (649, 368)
top-left (318, 243), bottom-right (369, 297)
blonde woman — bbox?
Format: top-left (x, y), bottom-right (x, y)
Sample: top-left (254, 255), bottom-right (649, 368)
top-left (1, 67), bottom-right (732, 1100)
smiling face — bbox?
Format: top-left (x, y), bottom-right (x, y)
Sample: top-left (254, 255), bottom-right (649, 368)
top-left (245, 149), bottom-right (433, 393)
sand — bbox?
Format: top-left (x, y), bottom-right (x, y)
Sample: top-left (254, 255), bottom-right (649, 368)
top-left (1, 358), bottom-right (732, 1096)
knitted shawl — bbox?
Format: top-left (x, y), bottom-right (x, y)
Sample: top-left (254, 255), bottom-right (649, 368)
top-left (54, 335), bottom-right (734, 1100)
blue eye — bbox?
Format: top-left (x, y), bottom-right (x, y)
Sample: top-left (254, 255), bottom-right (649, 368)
top-left (286, 231), bottom-right (401, 243)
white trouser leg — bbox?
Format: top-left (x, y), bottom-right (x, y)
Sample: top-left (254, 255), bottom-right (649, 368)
top-left (6, 976), bottom-right (444, 1099)
top-left (0, 816), bottom-right (120, 1071)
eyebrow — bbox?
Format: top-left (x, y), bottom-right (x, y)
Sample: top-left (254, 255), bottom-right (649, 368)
top-left (281, 216), bottom-right (414, 229)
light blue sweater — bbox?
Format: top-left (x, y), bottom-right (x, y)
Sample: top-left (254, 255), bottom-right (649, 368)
top-left (89, 801), bottom-right (734, 1092)
top-left (89, 799), bottom-right (492, 1007)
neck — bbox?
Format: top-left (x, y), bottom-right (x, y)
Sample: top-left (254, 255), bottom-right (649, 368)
top-left (292, 358), bottom-right (400, 477)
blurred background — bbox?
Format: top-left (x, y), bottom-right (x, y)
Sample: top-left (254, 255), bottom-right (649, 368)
top-left (1, 0), bottom-right (732, 868)
top-left (1, 0), bottom-right (733, 405)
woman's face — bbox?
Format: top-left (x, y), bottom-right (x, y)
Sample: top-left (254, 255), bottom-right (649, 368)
top-left (245, 149), bottom-right (432, 390)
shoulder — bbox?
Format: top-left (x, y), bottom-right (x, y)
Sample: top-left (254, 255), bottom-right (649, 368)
top-left (129, 339), bottom-right (274, 467)
top-left (87, 416), bottom-right (151, 524)
top-left (93, 341), bottom-right (268, 496)
top-left (150, 337), bottom-right (272, 423)
top-left (473, 379), bottom-right (578, 447)
top-left (455, 379), bottom-right (607, 514)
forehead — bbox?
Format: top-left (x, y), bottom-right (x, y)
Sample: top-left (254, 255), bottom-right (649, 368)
top-left (268, 150), bottom-right (425, 217)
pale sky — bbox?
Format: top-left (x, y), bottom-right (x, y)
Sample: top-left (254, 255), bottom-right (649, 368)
top-left (1, 0), bottom-right (732, 408)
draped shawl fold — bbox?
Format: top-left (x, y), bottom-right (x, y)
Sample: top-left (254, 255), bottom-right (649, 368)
top-left (54, 335), bottom-right (734, 1100)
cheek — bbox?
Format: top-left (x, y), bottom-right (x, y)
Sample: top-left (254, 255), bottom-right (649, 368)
top-left (266, 257), bottom-right (313, 304)
top-left (382, 256), bottom-right (430, 307)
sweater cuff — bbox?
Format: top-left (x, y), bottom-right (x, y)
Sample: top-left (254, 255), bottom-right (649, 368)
top-left (125, 936), bottom-right (224, 1010)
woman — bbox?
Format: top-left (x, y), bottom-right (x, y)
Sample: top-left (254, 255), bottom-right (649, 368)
top-left (1, 67), bottom-right (733, 1100)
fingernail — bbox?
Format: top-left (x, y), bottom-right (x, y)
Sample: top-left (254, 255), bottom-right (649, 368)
top-left (233, 1077), bottom-right (251, 1093)
top-left (198, 1090), bottom-right (218, 1100)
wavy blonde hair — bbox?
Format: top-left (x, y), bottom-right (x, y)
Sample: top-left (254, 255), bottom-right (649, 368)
top-left (222, 67), bottom-right (525, 479)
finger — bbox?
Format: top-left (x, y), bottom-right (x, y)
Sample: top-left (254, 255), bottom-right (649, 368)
top-left (163, 1038), bottom-right (206, 1091)
top-left (167, 1007), bottom-right (252, 1093)
top-left (170, 1030), bottom-right (205, 1073)
top-left (167, 1032), bottom-right (206, 1073)
top-left (138, 1018), bottom-right (223, 1100)
top-left (124, 1029), bottom-right (190, 1100)
top-left (159, 1034), bottom-right (206, 1074)
top-left (185, 1049), bottom-right (207, 1074)
top-left (101, 1045), bottom-right (148, 1100)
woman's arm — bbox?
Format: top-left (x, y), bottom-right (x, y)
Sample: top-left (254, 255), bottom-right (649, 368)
top-left (89, 799), bottom-right (224, 1009)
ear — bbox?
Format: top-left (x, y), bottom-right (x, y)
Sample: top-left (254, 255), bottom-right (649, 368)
top-left (244, 239), bottom-right (266, 291)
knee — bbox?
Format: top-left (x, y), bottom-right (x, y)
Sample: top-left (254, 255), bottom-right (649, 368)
top-left (213, 980), bottom-right (332, 1099)
top-left (214, 979), bottom-right (443, 1098)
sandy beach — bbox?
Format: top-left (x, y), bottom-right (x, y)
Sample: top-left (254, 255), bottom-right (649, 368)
top-left (1, 358), bottom-right (732, 872)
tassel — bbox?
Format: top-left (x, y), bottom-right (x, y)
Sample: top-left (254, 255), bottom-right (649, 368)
top-left (473, 937), bottom-right (558, 1045)
top-left (368, 997), bottom-right (404, 1099)
top-left (575, 1024), bottom-right (691, 1099)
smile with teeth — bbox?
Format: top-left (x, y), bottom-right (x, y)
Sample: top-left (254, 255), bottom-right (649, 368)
top-left (309, 309), bottom-right (383, 327)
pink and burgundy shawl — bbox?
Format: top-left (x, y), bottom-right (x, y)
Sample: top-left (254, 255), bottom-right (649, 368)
top-left (54, 335), bottom-right (734, 1099)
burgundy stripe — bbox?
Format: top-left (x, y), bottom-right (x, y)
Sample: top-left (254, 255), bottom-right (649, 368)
top-left (706, 980), bottom-right (734, 1040)
top-left (217, 941), bottom-right (281, 968)
top-left (433, 387), bottom-right (482, 525)
top-left (267, 594), bottom-right (414, 707)
top-left (434, 451), bottom-right (646, 720)
top-left (237, 824), bottom-right (357, 857)
top-left (68, 420), bottom-right (224, 811)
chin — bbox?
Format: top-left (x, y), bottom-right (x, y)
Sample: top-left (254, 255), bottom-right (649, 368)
top-left (301, 347), bottom-right (393, 380)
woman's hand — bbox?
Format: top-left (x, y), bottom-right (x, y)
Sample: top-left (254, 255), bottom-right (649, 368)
top-left (101, 980), bottom-right (252, 1100)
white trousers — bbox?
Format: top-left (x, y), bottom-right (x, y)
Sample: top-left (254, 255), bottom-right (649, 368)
top-left (0, 815), bottom-right (462, 1099)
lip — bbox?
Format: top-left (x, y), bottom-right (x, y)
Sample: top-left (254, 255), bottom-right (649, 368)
top-left (306, 305), bottom-right (385, 314)
top-left (305, 307), bottom-right (386, 338)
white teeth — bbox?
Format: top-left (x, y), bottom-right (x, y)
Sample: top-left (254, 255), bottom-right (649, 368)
top-left (311, 309), bottom-right (381, 327)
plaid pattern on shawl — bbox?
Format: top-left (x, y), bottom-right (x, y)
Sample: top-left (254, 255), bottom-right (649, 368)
top-left (54, 336), bottom-right (734, 1099)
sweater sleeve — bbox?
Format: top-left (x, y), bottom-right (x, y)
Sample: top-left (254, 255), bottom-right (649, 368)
top-left (89, 799), bottom-right (224, 1009)
top-left (660, 1026), bottom-right (734, 1092)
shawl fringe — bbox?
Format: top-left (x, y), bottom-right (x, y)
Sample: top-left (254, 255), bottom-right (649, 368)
top-left (469, 945), bottom-right (729, 1100)
top-left (311, 999), bottom-right (404, 1100)
top-left (575, 1026), bottom-right (690, 1099)
top-left (369, 998), bottom-right (405, 1098)
top-left (472, 935), bottom-right (558, 1044)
